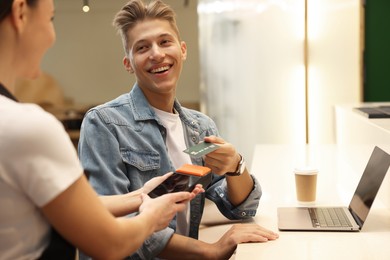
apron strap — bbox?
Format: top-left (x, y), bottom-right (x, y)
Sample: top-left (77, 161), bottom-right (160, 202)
top-left (38, 228), bottom-right (76, 260)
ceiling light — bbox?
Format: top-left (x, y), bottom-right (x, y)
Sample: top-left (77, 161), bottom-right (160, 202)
top-left (82, 0), bottom-right (89, 13)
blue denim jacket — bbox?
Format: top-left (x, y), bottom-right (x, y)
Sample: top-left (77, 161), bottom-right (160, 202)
top-left (78, 84), bottom-right (261, 260)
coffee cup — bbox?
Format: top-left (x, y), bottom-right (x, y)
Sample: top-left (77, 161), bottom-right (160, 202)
top-left (294, 166), bottom-right (318, 203)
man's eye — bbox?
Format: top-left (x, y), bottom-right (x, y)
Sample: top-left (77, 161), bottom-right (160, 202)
top-left (137, 46), bottom-right (146, 51)
top-left (161, 39), bottom-right (171, 45)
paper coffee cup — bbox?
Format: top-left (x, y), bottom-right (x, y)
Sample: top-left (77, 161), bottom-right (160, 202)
top-left (294, 166), bottom-right (318, 202)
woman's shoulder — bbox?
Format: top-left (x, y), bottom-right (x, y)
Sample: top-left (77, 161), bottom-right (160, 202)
top-left (2, 102), bottom-right (67, 148)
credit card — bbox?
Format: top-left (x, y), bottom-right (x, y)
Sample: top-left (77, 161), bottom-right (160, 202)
top-left (183, 142), bottom-right (220, 158)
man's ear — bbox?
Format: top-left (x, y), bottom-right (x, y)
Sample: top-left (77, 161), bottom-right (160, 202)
top-left (181, 41), bottom-right (187, 61)
top-left (123, 56), bottom-right (134, 73)
top-left (11, 0), bottom-right (28, 33)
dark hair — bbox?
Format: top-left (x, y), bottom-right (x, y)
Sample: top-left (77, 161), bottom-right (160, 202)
top-left (0, 0), bottom-right (39, 22)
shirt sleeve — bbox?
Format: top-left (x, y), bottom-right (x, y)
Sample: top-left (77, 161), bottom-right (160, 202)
top-left (206, 175), bottom-right (261, 219)
top-left (131, 227), bottom-right (175, 259)
top-left (3, 105), bottom-right (83, 207)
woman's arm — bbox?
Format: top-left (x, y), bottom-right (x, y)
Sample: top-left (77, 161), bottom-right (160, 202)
top-left (41, 174), bottom-right (196, 260)
top-left (99, 172), bottom-right (184, 217)
top-left (99, 190), bottom-right (143, 217)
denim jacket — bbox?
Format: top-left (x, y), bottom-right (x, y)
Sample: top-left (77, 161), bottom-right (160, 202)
top-left (78, 84), bottom-right (261, 260)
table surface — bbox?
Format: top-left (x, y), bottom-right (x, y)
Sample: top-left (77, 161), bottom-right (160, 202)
top-left (233, 144), bottom-right (390, 260)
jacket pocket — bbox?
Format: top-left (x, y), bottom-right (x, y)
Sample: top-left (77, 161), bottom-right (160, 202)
top-left (120, 148), bottom-right (160, 172)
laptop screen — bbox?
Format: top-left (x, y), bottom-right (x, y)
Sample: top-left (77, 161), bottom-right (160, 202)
top-left (349, 146), bottom-right (390, 227)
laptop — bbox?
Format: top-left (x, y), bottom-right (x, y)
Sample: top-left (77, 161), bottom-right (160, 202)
top-left (277, 146), bottom-right (390, 231)
top-left (354, 106), bottom-right (390, 118)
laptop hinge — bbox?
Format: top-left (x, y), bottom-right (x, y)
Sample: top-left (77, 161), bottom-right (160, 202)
top-left (349, 207), bottom-right (364, 229)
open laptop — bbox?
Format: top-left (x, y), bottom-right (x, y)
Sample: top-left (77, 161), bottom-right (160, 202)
top-left (278, 146), bottom-right (390, 231)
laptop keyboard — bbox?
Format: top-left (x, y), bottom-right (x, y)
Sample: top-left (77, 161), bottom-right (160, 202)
top-left (309, 208), bottom-right (352, 228)
top-left (378, 106), bottom-right (390, 114)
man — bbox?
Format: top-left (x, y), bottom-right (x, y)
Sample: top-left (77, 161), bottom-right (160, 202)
top-left (78, 0), bottom-right (278, 259)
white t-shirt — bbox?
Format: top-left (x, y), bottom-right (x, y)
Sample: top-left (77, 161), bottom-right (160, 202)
top-left (153, 107), bottom-right (192, 236)
top-left (0, 96), bottom-right (83, 260)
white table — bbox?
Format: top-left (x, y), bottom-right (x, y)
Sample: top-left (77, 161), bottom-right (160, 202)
top-left (335, 103), bottom-right (390, 145)
top-left (234, 144), bottom-right (390, 260)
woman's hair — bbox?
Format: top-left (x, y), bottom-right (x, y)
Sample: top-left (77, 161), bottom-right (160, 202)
top-left (0, 0), bottom-right (38, 22)
top-left (113, 0), bottom-right (180, 56)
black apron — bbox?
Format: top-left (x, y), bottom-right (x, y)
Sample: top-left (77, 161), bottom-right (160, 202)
top-left (0, 83), bottom-right (76, 260)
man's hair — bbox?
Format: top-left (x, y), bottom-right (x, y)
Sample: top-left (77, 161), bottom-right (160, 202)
top-left (113, 0), bottom-right (180, 56)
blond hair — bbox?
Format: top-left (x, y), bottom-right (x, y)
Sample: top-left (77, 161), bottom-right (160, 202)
top-left (113, 0), bottom-right (180, 56)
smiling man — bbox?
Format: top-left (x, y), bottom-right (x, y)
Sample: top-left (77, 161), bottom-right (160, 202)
top-left (78, 0), bottom-right (278, 259)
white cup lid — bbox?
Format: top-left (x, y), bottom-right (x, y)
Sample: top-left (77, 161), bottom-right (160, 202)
top-left (294, 166), bottom-right (318, 175)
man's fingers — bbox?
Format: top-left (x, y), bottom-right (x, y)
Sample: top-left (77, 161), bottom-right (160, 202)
top-left (204, 135), bottom-right (225, 144)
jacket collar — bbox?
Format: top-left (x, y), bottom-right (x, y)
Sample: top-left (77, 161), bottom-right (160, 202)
top-left (129, 83), bottom-right (183, 121)
top-left (128, 83), bottom-right (199, 130)
top-left (128, 84), bottom-right (157, 121)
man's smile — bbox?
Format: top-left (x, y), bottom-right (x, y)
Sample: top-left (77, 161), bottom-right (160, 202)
top-left (149, 65), bottom-right (171, 74)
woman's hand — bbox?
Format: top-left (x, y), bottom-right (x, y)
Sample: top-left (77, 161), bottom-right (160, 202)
top-left (142, 172), bottom-right (174, 194)
top-left (139, 190), bottom-right (199, 232)
top-left (142, 172), bottom-right (205, 197)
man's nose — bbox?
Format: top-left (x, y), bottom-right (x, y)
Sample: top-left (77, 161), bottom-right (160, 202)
top-left (149, 45), bottom-right (165, 61)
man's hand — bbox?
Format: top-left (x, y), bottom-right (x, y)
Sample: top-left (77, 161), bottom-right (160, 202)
top-left (211, 223), bottom-right (279, 259)
top-left (203, 136), bottom-right (241, 175)
top-left (158, 223), bottom-right (279, 259)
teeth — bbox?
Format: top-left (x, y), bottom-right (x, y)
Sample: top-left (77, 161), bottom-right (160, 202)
top-left (151, 66), bottom-right (170, 73)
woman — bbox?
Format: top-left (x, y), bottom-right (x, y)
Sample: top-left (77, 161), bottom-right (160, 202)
top-left (0, 0), bottom-right (203, 259)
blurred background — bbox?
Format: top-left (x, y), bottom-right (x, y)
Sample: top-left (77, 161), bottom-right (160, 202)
top-left (16, 0), bottom-right (390, 166)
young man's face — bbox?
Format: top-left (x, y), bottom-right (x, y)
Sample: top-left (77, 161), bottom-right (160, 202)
top-left (124, 19), bottom-right (187, 97)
